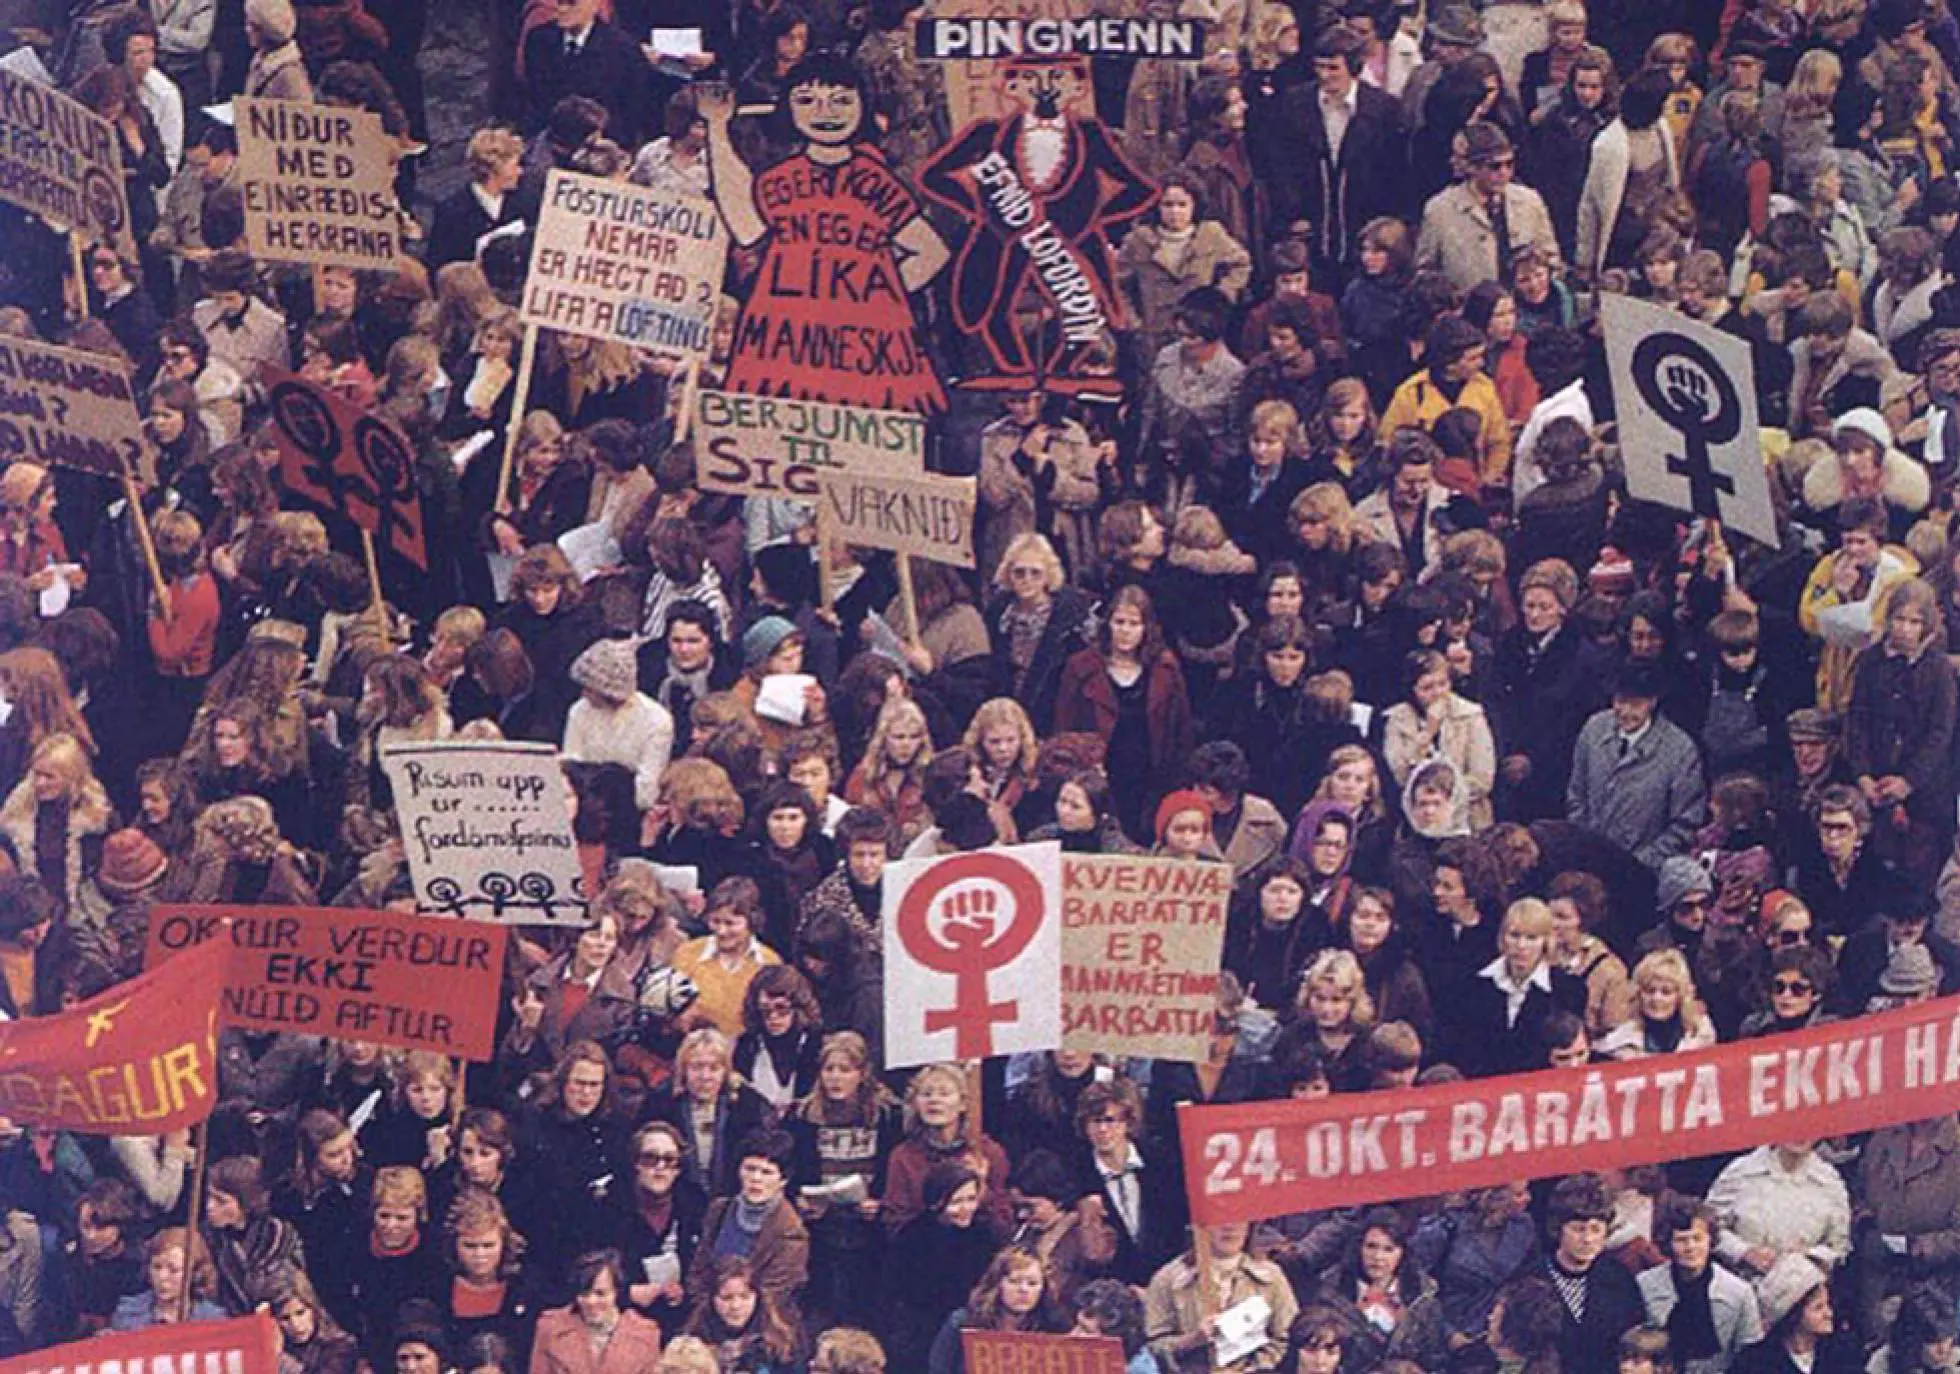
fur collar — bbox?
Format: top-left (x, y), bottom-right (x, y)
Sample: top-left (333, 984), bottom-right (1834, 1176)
top-left (1168, 540), bottom-right (1256, 576)
top-left (1801, 447), bottom-right (1931, 514)
top-left (0, 777), bottom-right (111, 908)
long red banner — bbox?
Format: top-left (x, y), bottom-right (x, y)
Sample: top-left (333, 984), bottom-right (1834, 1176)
top-left (1181, 991), bottom-right (1960, 1226)
top-left (146, 904), bottom-right (509, 1062)
top-left (0, 937), bottom-right (227, 1134)
top-left (0, 1313), bottom-right (279, 1374)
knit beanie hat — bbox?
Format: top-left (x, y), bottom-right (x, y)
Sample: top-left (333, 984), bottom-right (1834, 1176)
top-left (245, 0), bottom-right (297, 43)
top-left (753, 543), bottom-right (817, 610)
top-left (1881, 941), bottom-right (1941, 996)
top-left (1656, 855), bottom-right (1714, 913)
top-left (742, 616), bottom-right (799, 671)
top-left (1154, 789), bottom-right (1215, 845)
top-left (570, 637), bottom-right (637, 704)
top-left (1833, 406), bottom-right (1894, 454)
top-left (97, 829), bottom-right (169, 897)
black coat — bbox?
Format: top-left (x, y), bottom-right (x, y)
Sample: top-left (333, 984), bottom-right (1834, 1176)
top-left (1523, 1253), bottom-right (1645, 1374)
top-left (1267, 78), bottom-right (1408, 279)
top-left (1068, 1140), bottom-right (1187, 1285)
top-left (1217, 456), bottom-right (1313, 569)
top-left (983, 587), bottom-right (1094, 735)
top-left (636, 1081), bottom-right (776, 1198)
top-left (426, 183), bottom-right (521, 271)
top-left (1832, 926), bottom-right (1960, 1013)
top-left (1493, 623), bottom-right (1610, 821)
top-left (520, 18), bottom-right (647, 146)
top-left (1444, 964), bottom-right (1588, 1078)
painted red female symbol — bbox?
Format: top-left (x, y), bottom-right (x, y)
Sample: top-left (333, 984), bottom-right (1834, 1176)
top-left (893, 852), bottom-right (1046, 1059)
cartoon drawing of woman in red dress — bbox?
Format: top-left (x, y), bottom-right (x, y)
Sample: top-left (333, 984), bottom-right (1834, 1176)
top-left (700, 55), bottom-right (950, 414)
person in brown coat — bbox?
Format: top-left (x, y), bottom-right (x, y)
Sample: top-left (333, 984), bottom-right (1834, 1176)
top-left (529, 1250), bottom-right (666, 1374)
top-left (688, 1130), bottom-right (811, 1326)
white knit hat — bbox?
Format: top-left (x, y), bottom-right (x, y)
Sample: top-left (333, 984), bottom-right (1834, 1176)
top-left (1833, 407), bottom-right (1894, 454)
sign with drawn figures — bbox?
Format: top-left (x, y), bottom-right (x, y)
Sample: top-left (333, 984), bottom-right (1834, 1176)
top-left (694, 390), bottom-right (926, 501)
top-left (146, 904), bottom-right (509, 1061)
top-left (1601, 293), bottom-right (1777, 548)
top-left (0, 67), bottom-right (134, 258)
top-left (882, 842), bottom-right (1062, 1069)
top-left (523, 168), bottom-right (724, 356)
top-left (380, 741), bottom-right (588, 925)
top-left (699, 83), bottom-right (948, 413)
top-left (0, 333), bottom-right (153, 484)
top-left (235, 97), bottom-right (402, 270)
top-left (818, 467), bottom-right (976, 568)
top-left (1061, 854), bottom-right (1230, 1062)
top-left (266, 369), bottom-right (428, 570)
top-left (917, 43), bottom-right (1157, 396)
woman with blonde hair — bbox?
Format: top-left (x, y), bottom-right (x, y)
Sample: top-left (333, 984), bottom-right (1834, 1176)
top-left (1779, 48), bottom-right (1843, 168)
top-left (844, 699), bottom-right (934, 854)
top-left (962, 697), bottom-right (1040, 824)
top-left (0, 732), bottom-right (112, 915)
top-left (487, 413), bottom-right (590, 558)
top-left (983, 531), bottom-right (1093, 734)
top-left (929, 1246), bottom-right (1067, 1373)
top-left (1295, 949), bottom-right (1376, 1087)
top-left (1287, 482), bottom-right (1360, 609)
top-left (439, 1186), bottom-right (539, 1359)
top-left (882, 1063), bottom-right (1013, 1239)
top-left (1448, 898), bottom-right (1588, 1078)
top-left (1598, 947), bottom-right (1717, 1058)
top-left (537, 333), bottom-right (663, 430)
top-left (639, 1026), bottom-right (774, 1198)
top-left (788, 1030), bottom-right (901, 1328)
top-left (1311, 743), bottom-right (1393, 879)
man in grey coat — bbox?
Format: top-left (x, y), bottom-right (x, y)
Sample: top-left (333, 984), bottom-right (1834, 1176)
top-left (1566, 660), bottom-right (1707, 870)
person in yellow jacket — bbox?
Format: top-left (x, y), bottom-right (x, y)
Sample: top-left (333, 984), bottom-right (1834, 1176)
top-left (1381, 316), bottom-right (1515, 490)
top-left (1798, 496), bottom-right (1919, 713)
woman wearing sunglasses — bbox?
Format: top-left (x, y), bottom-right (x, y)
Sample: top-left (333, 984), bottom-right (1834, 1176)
top-left (1739, 946), bottom-right (1837, 1039)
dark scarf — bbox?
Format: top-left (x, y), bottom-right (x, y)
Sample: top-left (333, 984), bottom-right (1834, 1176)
top-left (1667, 1263), bottom-right (1721, 1358)
top-left (1644, 1015), bottom-right (1686, 1054)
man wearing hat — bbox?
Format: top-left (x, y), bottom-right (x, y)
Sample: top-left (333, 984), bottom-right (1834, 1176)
top-left (1415, 121), bottom-right (1562, 294)
top-left (1269, 24), bottom-right (1410, 288)
top-left (1565, 659), bottom-right (1707, 870)
top-left (1895, 327), bottom-right (1960, 482)
top-left (1401, 4), bottom-right (1483, 132)
top-left (1834, 900), bottom-right (1960, 1012)
top-left (1693, 40), bottom-right (1787, 149)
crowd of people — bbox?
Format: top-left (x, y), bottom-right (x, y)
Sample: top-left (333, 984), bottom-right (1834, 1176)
top-left (11, 0), bottom-right (1960, 1371)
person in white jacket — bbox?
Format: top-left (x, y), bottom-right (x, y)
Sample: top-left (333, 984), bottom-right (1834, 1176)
top-left (1637, 1196), bottom-right (1765, 1374)
top-left (562, 637), bottom-right (674, 833)
top-left (1704, 1140), bottom-right (1853, 1283)
top-left (1576, 67), bottom-right (1680, 279)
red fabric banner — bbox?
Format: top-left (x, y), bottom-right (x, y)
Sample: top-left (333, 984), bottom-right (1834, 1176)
top-left (145, 904), bottom-right (509, 1063)
top-left (961, 1330), bottom-right (1127, 1374)
top-left (0, 937), bottom-right (227, 1134)
top-left (0, 1312), bottom-right (279, 1374)
top-left (1181, 991), bottom-right (1960, 1227)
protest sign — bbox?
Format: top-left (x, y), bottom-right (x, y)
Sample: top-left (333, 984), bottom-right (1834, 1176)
top-left (381, 740), bottom-right (588, 925)
top-left (0, 937), bottom-right (225, 1134)
top-left (1061, 854), bottom-right (1229, 1061)
top-left (917, 40), bottom-right (1156, 396)
top-left (0, 1314), bottom-right (281, 1374)
top-left (267, 369), bottom-right (427, 570)
top-left (960, 1331), bottom-right (1126, 1374)
top-left (695, 390), bottom-right (926, 501)
top-left (146, 904), bottom-right (509, 1061)
top-left (817, 468), bottom-right (976, 568)
top-left (1181, 990), bottom-right (1960, 1226)
top-left (0, 332), bottom-right (153, 484)
top-left (1602, 293), bottom-right (1777, 548)
top-left (235, 97), bottom-right (402, 270)
top-left (0, 67), bottom-right (134, 257)
top-left (884, 842), bottom-right (1062, 1068)
top-left (522, 168), bottom-right (724, 356)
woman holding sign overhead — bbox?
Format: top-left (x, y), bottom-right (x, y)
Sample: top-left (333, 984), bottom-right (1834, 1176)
top-left (698, 59), bottom-right (949, 414)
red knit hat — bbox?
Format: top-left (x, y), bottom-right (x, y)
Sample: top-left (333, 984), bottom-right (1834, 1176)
top-left (1154, 789), bottom-right (1215, 845)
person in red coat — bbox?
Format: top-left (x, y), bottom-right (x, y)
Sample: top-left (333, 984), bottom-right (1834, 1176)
top-left (1054, 585), bottom-right (1194, 843)
top-left (528, 1250), bottom-right (665, 1374)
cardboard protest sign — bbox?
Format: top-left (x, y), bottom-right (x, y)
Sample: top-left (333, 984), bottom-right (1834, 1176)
top-left (0, 937), bottom-right (225, 1134)
top-left (0, 1314), bottom-right (281, 1374)
top-left (0, 333), bottom-right (153, 484)
top-left (1061, 854), bottom-right (1229, 1061)
top-left (235, 97), bottom-right (402, 270)
top-left (146, 904), bottom-right (509, 1061)
top-left (523, 168), bottom-right (724, 355)
top-left (1602, 293), bottom-right (1778, 548)
top-left (1181, 990), bottom-right (1960, 1226)
top-left (883, 842), bottom-right (1062, 1068)
top-left (960, 1331), bottom-right (1126, 1374)
top-left (0, 67), bottom-right (134, 257)
top-left (817, 468), bottom-right (976, 568)
top-left (695, 390), bottom-right (925, 501)
top-left (917, 40), bottom-right (1157, 395)
top-left (267, 369), bottom-right (427, 569)
top-left (381, 740), bottom-right (588, 925)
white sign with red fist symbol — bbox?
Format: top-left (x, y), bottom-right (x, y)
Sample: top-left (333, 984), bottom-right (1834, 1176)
top-left (881, 841), bottom-right (1062, 1070)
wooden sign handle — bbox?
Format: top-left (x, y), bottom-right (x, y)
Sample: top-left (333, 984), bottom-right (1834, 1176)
top-left (361, 527), bottom-right (389, 640)
top-left (69, 233), bottom-right (90, 321)
top-left (495, 324), bottom-right (539, 516)
top-left (895, 553), bottom-right (923, 650)
top-left (119, 462), bottom-right (170, 618)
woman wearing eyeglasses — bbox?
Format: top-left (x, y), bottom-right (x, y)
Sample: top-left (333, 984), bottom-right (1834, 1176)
top-left (1739, 946), bottom-right (1838, 1039)
top-left (612, 1121), bottom-right (705, 1338)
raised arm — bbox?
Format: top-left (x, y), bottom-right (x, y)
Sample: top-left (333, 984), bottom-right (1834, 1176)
top-left (699, 84), bottom-right (766, 249)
